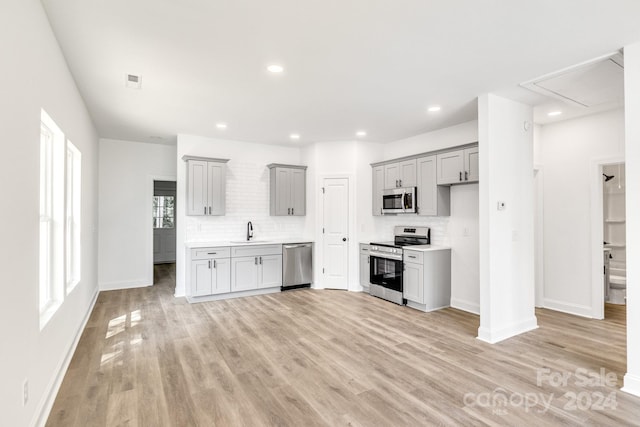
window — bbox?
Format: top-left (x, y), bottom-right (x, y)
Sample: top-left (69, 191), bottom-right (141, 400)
top-left (153, 196), bottom-right (175, 228)
top-left (39, 110), bottom-right (65, 327)
top-left (65, 141), bottom-right (81, 291)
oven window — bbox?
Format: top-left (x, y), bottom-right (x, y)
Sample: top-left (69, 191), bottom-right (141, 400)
top-left (370, 256), bottom-right (403, 292)
top-left (383, 194), bottom-right (402, 210)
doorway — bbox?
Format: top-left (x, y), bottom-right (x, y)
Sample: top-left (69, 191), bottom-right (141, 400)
top-left (321, 177), bottom-right (350, 290)
top-left (153, 180), bottom-right (177, 265)
top-left (602, 163), bottom-right (626, 311)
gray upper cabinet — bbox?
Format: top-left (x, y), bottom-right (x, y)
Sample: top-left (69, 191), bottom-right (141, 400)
top-left (464, 147), bottom-right (479, 182)
top-left (268, 164), bottom-right (307, 216)
top-left (372, 165), bottom-right (384, 216)
top-left (184, 156), bottom-right (229, 216)
top-left (417, 155), bottom-right (450, 216)
top-left (384, 159), bottom-right (416, 189)
top-left (436, 147), bottom-right (478, 185)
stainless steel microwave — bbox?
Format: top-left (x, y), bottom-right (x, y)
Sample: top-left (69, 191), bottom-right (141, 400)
top-left (382, 187), bottom-right (417, 214)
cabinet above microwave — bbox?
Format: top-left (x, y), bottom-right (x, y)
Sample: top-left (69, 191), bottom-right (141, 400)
top-left (371, 143), bottom-right (477, 217)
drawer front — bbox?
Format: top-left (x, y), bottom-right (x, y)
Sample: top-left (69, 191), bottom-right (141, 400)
top-left (403, 250), bottom-right (423, 264)
top-left (231, 244), bottom-right (283, 258)
top-left (360, 244), bottom-right (370, 253)
top-left (191, 247), bottom-right (231, 260)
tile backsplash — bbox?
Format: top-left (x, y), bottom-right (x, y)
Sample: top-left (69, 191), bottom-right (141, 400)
top-left (185, 161), bottom-right (308, 242)
top-left (371, 215), bottom-right (450, 245)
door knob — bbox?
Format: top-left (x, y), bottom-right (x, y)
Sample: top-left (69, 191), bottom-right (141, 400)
top-left (342, 238), bottom-right (347, 242)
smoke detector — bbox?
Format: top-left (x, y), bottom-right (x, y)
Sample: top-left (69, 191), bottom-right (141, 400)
top-left (125, 73), bottom-right (142, 89)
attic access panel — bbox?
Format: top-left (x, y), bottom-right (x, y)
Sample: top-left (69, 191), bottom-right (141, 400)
top-left (521, 52), bottom-right (624, 108)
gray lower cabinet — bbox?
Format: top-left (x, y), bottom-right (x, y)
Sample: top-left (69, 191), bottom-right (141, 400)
top-left (359, 244), bottom-right (371, 291)
top-left (268, 164), bottom-right (307, 216)
top-left (403, 248), bottom-right (451, 312)
top-left (189, 247), bottom-right (231, 296)
top-left (187, 244), bottom-right (283, 301)
top-left (231, 244), bottom-right (283, 291)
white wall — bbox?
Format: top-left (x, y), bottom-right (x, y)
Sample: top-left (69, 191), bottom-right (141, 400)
top-left (98, 139), bottom-right (176, 290)
top-left (373, 120), bottom-right (480, 313)
top-left (175, 135), bottom-right (307, 296)
top-left (0, 0), bottom-right (99, 425)
top-left (478, 94), bottom-right (537, 343)
top-left (537, 109), bottom-right (625, 316)
top-left (622, 41), bottom-right (640, 397)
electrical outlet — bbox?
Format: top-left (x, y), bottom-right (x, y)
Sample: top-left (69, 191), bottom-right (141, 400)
top-left (463, 227), bottom-right (470, 237)
top-left (23, 379), bottom-right (28, 406)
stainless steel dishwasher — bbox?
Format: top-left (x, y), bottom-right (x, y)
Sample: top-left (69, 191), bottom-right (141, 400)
top-left (282, 243), bottom-right (313, 290)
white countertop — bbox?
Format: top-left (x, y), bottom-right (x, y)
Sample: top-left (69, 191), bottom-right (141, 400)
top-left (403, 244), bottom-right (451, 252)
top-left (186, 238), bottom-right (314, 248)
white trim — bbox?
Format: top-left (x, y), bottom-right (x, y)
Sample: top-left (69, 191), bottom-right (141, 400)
top-left (622, 373), bottom-right (640, 397)
top-left (33, 288), bottom-right (99, 427)
top-left (590, 156), bottom-right (625, 319)
top-left (543, 298), bottom-right (594, 318)
top-left (450, 297), bottom-right (480, 315)
top-left (534, 166), bottom-right (544, 308)
top-left (99, 279), bottom-right (151, 291)
top-left (477, 316), bottom-right (539, 344)
top-left (186, 287), bottom-right (280, 303)
top-left (147, 175), bottom-right (177, 287)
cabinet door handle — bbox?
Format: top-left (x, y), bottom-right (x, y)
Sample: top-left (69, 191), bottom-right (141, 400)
top-left (399, 179), bottom-right (402, 187)
top-left (213, 259), bottom-right (217, 269)
top-left (204, 206), bottom-right (207, 215)
top-left (208, 260), bottom-right (211, 269)
top-left (291, 208), bottom-right (294, 215)
top-left (288, 208), bottom-right (291, 215)
top-left (465, 171), bottom-right (468, 181)
top-left (207, 252), bottom-right (217, 255)
top-left (408, 255), bottom-right (417, 259)
top-left (367, 256), bottom-right (370, 264)
top-left (255, 257), bottom-right (258, 265)
top-left (259, 256), bottom-right (263, 265)
top-left (209, 206), bottom-right (212, 215)
top-left (459, 171), bottom-right (462, 181)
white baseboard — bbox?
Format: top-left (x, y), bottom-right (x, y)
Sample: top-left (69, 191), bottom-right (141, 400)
top-left (477, 316), bottom-right (539, 344)
top-left (34, 287), bottom-right (99, 427)
top-left (99, 279), bottom-right (151, 291)
top-left (450, 297), bottom-right (480, 315)
top-left (622, 373), bottom-right (640, 397)
top-left (186, 287), bottom-right (280, 303)
top-left (543, 298), bottom-right (594, 318)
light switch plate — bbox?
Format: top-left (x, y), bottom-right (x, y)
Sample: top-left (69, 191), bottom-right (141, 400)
top-left (497, 201), bottom-right (506, 210)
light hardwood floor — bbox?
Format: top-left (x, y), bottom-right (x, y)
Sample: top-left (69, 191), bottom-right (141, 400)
top-left (46, 264), bottom-right (639, 426)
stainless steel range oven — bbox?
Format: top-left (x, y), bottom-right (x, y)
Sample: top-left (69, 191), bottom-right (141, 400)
top-left (369, 226), bottom-right (430, 305)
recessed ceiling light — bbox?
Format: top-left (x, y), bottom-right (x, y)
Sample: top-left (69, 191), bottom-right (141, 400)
top-left (216, 123), bottom-right (227, 129)
top-left (267, 64), bottom-right (284, 73)
top-left (290, 133), bottom-right (300, 140)
top-left (427, 106), bottom-right (441, 113)
top-left (548, 111), bottom-right (563, 117)
top-left (356, 131), bottom-right (367, 137)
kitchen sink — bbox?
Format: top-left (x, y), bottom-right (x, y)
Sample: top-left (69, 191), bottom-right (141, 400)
top-left (229, 240), bottom-right (274, 245)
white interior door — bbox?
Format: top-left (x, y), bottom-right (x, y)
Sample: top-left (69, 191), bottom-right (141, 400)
top-left (322, 177), bottom-right (349, 290)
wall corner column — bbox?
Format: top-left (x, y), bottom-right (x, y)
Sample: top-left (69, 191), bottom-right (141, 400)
top-left (477, 93), bottom-right (538, 344)
top-left (622, 42), bottom-right (640, 397)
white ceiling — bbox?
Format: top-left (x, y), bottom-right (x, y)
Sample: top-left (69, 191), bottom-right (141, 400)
top-left (41, 0), bottom-right (640, 145)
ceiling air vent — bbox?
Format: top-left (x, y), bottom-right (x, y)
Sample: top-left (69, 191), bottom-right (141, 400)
top-left (125, 73), bottom-right (142, 89)
top-left (521, 52), bottom-right (623, 108)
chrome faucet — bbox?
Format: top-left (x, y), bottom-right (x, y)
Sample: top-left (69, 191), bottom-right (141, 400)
top-left (247, 221), bottom-right (254, 241)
